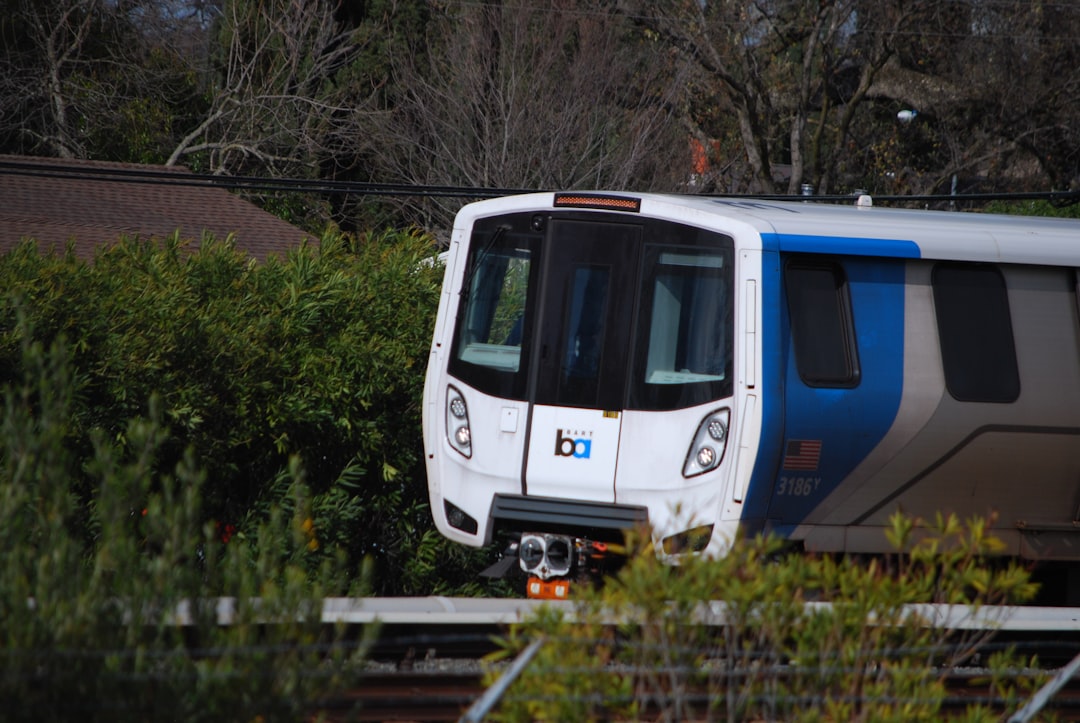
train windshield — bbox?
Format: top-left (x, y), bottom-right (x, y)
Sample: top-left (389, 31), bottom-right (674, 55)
top-left (630, 245), bottom-right (732, 410)
top-left (450, 220), bottom-right (538, 399)
top-left (448, 212), bottom-right (733, 410)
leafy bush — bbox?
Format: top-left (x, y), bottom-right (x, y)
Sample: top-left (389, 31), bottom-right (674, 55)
top-left (0, 324), bottom-right (374, 721)
top-left (0, 229), bottom-right (485, 595)
top-left (490, 516), bottom-right (1040, 721)
top-left (984, 199), bottom-right (1080, 218)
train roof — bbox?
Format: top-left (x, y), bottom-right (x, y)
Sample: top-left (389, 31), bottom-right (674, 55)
top-left (461, 192), bottom-right (1080, 267)
top-left (651, 194), bottom-right (1080, 267)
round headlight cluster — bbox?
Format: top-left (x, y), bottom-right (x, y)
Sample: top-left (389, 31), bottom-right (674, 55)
top-left (683, 408), bottom-right (730, 478)
top-left (445, 386), bottom-right (472, 458)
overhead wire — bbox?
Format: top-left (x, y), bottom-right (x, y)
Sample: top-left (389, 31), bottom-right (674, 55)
top-left (1, 158), bottom-right (1076, 207)
top-left (0, 159), bottom-right (529, 199)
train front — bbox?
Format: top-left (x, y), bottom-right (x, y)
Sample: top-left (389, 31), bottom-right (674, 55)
top-left (423, 193), bottom-right (759, 596)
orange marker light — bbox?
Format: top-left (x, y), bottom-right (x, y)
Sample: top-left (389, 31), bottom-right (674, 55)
top-left (553, 193), bottom-right (641, 212)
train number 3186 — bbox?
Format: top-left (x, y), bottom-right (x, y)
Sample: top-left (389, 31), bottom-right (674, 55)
top-left (776, 476), bottom-right (822, 497)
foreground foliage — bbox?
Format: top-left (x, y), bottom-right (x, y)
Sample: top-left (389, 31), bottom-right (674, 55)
top-left (0, 326), bottom-right (375, 721)
top-left (492, 518), bottom-right (1041, 721)
top-left (0, 231), bottom-right (489, 595)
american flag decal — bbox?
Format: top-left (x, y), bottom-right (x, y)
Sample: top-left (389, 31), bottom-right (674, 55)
top-left (783, 439), bottom-right (822, 470)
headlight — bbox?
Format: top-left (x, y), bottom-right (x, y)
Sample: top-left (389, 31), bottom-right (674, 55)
top-left (696, 446), bottom-right (716, 468)
top-left (445, 385), bottom-right (472, 458)
top-left (683, 408), bottom-right (730, 477)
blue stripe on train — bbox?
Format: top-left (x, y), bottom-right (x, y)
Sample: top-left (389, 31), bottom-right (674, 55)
top-left (741, 236), bottom-right (908, 536)
top-left (776, 233), bottom-right (921, 259)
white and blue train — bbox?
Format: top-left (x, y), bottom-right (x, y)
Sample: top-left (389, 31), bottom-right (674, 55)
top-left (422, 191), bottom-right (1080, 595)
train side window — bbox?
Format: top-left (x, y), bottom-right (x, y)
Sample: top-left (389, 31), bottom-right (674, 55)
top-left (932, 263), bottom-right (1019, 403)
top-left (784, 260), bottom-right (860, 387)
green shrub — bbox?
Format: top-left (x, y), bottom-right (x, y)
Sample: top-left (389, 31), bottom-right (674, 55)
top-left (0, 323), bottom-right (374, 721)
top-left (491, 517), bottom-right (1040, 721)
top-left (0, 229), bottom-right (487, 594)
top-left (984, 199), bottom-right (1080, 218)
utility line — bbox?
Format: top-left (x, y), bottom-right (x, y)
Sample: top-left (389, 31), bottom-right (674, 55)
top-left (1, 158), bottom-right (1077, 207)
top-left (0, 159), bottom-right (529, 199)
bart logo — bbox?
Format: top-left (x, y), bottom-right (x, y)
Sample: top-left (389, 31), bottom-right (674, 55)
top-left (554, 429), bottom-right (592, 459)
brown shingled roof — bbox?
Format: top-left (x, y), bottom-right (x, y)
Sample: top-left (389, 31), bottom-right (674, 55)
top-left (0, 155), bottom-right (314, 261)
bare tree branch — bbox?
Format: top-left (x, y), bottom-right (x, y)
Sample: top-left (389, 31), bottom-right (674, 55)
top-left (363, 1), bottom-right (689, 229)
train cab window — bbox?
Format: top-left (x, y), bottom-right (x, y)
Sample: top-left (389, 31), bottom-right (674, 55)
top-left (785, 260), bottom-right (860, 387)
top-left (629, 241), bottom-right (734, 410)
top-left (643, 252), bottom-right (727, 384)
top-left (932, 263), bottom-right (1019, 403)
top-left (448, 217), bottom-right (540, 399)
top-left (557, 265), bottom-right (611, 401)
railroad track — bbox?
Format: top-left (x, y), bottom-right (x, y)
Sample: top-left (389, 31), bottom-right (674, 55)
top-left (311, 661), bottom-right (1080, 721)
top-left (308, 662), bottom-right (1080, 722)
top-left (315, 668), bottom-right (485, 722)
top-left (299, 600), bottom-right (1080, 722)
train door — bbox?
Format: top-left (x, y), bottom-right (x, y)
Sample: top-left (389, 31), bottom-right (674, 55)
top-left (524, 218), bottom-right (641, 502)
top-left (771, 255), bottom-right (905, 527)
